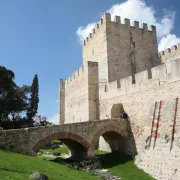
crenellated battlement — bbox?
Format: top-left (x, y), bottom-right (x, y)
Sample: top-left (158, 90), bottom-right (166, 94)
top-left (100, 58), bottom-right (180, 98)
top-left (159, 43), bottom-right (180, 56)
top-left (60, 10), bottom-right (180, 177)
top-left (63, 61), bottom-right (98, 86)
top-left (83, 16), bottom-right (105, 46)
top-left (65, 65), bottom-right (85, 85)
top-left (159, 43), bottom-right (180, 63)
top-left (83, 13), bottom-right (156, 46)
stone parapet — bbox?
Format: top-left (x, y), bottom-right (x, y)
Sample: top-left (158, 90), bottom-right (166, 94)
top-left (99, 58), bottom-right (180, 99)
top-left (159, 43), bottom-right (180, 63)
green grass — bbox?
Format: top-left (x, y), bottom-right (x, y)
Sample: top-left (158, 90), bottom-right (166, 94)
top-left (51, 140), bottom-right (62, 144)
top-left (40, 140), bottom-right (69, 155)
top-left (41, 144), bottom-right (69, 154)
top-left (0, 150), bottom-right (100, 180)
top-left (0, 145), bottom-right (155, 180)
top-left (98, 152), bottom-right (155, 180)
top-left (95, 149), bottom-right (108, 155)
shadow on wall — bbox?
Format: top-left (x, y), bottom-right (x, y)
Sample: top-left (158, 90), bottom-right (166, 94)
top-left (113, 103), bottom-right (137, 157)
top-left (98, 103), bottom-right (137, 157)
top-left (126, 117), bottom-right (137, 157)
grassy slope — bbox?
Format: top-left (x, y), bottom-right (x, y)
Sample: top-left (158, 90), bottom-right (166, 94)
top-left (0, 150), bottom-right (99, 180)
top-left (98, 152), bottom-right (155, 180)
top-left (0, 142), bottom-right (155, 180)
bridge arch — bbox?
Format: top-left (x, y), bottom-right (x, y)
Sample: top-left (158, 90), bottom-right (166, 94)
top-left (33, 132), bottom-right (90, 158)
top-left (89, 123), bottom-right (128, 155)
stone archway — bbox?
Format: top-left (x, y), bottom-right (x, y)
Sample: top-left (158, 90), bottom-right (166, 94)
top-left (33, 132), bottom-right (90, 158)
top-left (111, 103), bottom-right (124, 118)
top-left (89, 124), bottom-right (128, 156)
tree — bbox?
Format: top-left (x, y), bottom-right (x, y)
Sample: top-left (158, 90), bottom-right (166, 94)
top-left (9, 85), bottom-right (30, 128)
top-left (0, 66), bottom-right (15, 124)
top-left (27, 74), bottom-right (39, 126)
top-left (0, 66), bottom-right (29, 127)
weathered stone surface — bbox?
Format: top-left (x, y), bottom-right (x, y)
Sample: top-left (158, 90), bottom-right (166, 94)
top-left (54, 157), bottom-right (120, 180)
top-left (0, 119), bottom-right (136, 158)
top-left (135, 98), bottom-right (180, 180)
top-left (59, 12), bottom-right (180, 180)
top-left (93, 169), bottom-right (121, 180)
top-left (29, 172), bottom-right (48, 180)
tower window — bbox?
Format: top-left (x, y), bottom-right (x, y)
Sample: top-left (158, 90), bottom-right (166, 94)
top-left (133, 42), bottom-right (136, 48)
top-left (104, 85), bottom-right (107, 92)
top-left (92, 49), bottom-right (94, 55)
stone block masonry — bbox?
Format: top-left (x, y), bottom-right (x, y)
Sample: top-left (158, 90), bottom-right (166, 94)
top-left (135, 98), bottom-right (180, 180)
top-left (59, 11), bottom-right (180, 180)
top-left (0, 119), bottom-right (136, 158)
top-left (83, 13), bottom-right (160, 83)
top-left (99, 58), bottom-right (180, 152)
top-left (60, 61), bottom-right (99, 124)
top-left (159, 43), bottom-right (180, 63)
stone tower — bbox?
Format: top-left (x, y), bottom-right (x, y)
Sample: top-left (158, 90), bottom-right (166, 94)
top-left (60, 13), bottom-right (162, 124)
top-left (83, 13), bottom-right (161, 83)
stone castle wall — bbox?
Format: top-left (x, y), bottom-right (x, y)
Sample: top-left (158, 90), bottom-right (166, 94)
top-left (105, 14), bottom-right (160, 82)
top-left (82, 14), bottom-right (109, 81)
top-left (64, 65), bottom-right (88, 124)
top-left (59, 79), bottom-right (65, 124)
top-left (98, 58), bottom-right (180, 180)
top-left (135, 98), bottom-right (180, 180)
top-left (83, 13), bottom-right (160, 83)
top-left (60, 61), bottom-right (99, 124)
top-left (61, 13), bottom-right (164, 125)
top-left (160, 44), bottom-right (180, 63)
top-left (59, 12), bottom-right (180, 180)
top-left (99, 58), bottom-right (180, 152)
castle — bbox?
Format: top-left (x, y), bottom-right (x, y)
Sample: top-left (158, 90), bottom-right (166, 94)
top-left (60, 13), bottom-right (180, 180)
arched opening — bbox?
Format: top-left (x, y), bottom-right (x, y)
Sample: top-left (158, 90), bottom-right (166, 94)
top-left (99, 131), bottom-right (125, 153)
top-left (89, 124), bottom-right (128, 157)
top-left (32, 132), bottom-right (90, 159)
top-left (111, 103), bottom-right (124, 118)
top-left (93, 131), bottom-right (126, 155)
top-left (60, 139), bottom-right (87, 158)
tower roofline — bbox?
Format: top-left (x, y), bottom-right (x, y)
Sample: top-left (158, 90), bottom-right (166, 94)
top-left (83, 13), bottom-right (156, 46)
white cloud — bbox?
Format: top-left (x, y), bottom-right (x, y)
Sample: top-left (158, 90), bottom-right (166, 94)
top-left (76, 0), bottom-right (179, 51)
top-left (48, 114), bottom-right (59, 125)
top-left (76, 23), bottom-right (96, 43)
top-left (158, 34), bottom-right (180, 52)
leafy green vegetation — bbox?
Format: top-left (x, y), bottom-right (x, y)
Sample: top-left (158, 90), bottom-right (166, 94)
top-left (26, 74), bottom-right (39, 125)
top-left (0, 65), bottom-right (31, 129)
top-left (0, 150), bottom-right (99, 180)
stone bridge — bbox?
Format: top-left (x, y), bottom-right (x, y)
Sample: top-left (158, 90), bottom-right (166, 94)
top-left (0, 119), bottom-right (136, 158)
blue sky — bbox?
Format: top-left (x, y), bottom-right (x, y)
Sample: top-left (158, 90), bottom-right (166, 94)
top-left (0, 0), bottom-right (179, 124)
